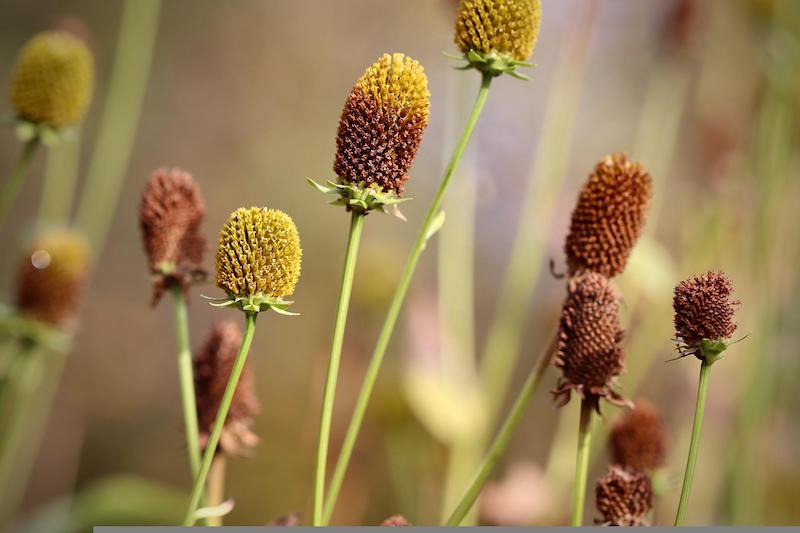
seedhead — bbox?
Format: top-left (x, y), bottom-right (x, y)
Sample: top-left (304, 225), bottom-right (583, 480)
top-left (595, 465), bottom-right (653, 526)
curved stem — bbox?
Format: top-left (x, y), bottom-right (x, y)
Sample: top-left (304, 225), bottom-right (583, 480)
top-left (322, 73), bottom-right (493, 523)
top-left (571, 400), bottom-right (593, 526)
top-left (675, 360), bottom-right (711, 526)
top-left (0, 138), bottom-right (40, 228)
top-left (313, 211), bottom-right (365, 526)
top-left (445, 333), bottom-right (556, 526)
top-left (182, 313), bottom-right (257, 526)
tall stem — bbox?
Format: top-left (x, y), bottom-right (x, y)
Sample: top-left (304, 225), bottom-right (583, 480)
top-left (675, 360), bottom-right (711, 526)
top-left (39, 132), bottom-right (81, 226)
top-left (313, 211), bottom-right (365, 526)
top-left (571, 400), bottom-right (593, 526)
top-left (183, 313), bottom-right (257, 526)
top-left (322, 73), bottom-right (493, 523)
top-left (0, 138), bottom-right (40, 228)
top-left (206, 455), bottom-right (227, 527)
top-left (445, 333), bottom-right (556, 526)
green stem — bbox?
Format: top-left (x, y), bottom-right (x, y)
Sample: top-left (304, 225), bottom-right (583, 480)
top-left (571, 400), bottom-right (592, 527)
top-left (0, 138), bottom-right (40, 228)
top-left (445, 334), bottom-right (556, 526)
top-left (313, 211), bottom-right (365, 526)
top-left (206, 455), bottom-right (227, 527)
top-left (322, 73), bottom-right (493, 523)
top-left (39, 131), bottom-right (82, 226)
top-left (675, 360), bottom-right (711, 526)
top-left (182, 313), bottom-right (257, 526)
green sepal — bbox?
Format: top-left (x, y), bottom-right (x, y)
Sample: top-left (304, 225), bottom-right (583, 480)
top-left (13, 118), bottom-right (75, 146)
top-left (202, 293), bottom-right (298, 316)
top-left (0, 305), bottom-right (71, 353)
top-left (670, 335), bottom-right (746, 366)
top-left (307, 178), bottom-right (410, 220)
top-left (444, 50), bottom-right (536, 80)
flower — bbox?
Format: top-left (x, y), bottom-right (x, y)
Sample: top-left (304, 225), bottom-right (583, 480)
top-left (564, 153), bottom-right (653, 278)
top-left (610, 400), bottom-right (668, 471)
top-left (595, 465), bottom-right (653, 526)
top-left (10, 31), bottom-right (94, 128)
top-left (139, 168), bottom-right (206, 304)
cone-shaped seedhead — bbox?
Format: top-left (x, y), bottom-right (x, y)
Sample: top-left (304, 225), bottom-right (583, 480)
top-left (455, 0), bottom-right (542, 67)
top-left (139, 167), bottom-right (206, 304)
top-left (194, 320), bottom-right (261, 457)
top-left (334, 53), bottom-right (430, 195)
top-left (216, 207), bottom-right (302, 299)
top-left (673, 270), bottom-right (739, 359)
top-left (16, 229), bottom-right (89, 327)
top-left (565, 153), bottom-right (653, 278)
top-left (552, 272), bottom-right (629, 412)
top-left (10, 31), bottom-right (94, 128)
top-left (595, 465), bottom-right (653, 526)
top-left (610, 400), bottom-right (668, 472)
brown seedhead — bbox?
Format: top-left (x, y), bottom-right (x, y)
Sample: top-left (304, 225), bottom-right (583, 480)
top-left (610, 400), bottom-right (668, 471)
top-left (595, 465), bottom-right (653, 526)
top-left (673, 270), bottom-right (739, 349)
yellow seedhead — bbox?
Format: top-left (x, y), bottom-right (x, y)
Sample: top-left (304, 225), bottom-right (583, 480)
top-left (455, 0), bottom-right (542, 63)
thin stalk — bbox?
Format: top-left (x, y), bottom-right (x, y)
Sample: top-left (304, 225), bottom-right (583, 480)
top-left (39, 131), bottom-right (82, 225)
top-left (570, 400), bottom-right (593, 527)
top-left (0, 138), bottom-right (40, 228)
top-left (313, 211), bottom-right (365, 526)
top-left (183, 313), bottom-right (257, 526)
top-left (675, 360), bottom-right (711, 526)
top-left (322, 73), bottom-right (494, 523)
top-left (445, 334), bottom-right (556, 526)
top-left (206, 455), bottom-right (227, 527)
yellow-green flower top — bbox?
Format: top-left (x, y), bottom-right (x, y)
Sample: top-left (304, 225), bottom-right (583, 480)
top-left (216, 207), bottom-right (302, 299)
top-left (455, 0), bottom-right (542, 63)
top-left (10, 31), bottom-right (94, 128)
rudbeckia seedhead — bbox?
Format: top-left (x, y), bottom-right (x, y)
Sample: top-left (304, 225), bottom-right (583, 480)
top-left (194, 320), bottom-right (260, 457)
top-left (16, 229), bottom-right (89, 327)
top-left (334, 53), bottom-right (430, 196)
top-left (552, 272), bottom-right (629, 412)
top-left (215, 207), bottom-right (302, 306)
top-left (610, 400), bottom-right (668, 472)
top-left (565, 153), bottom-right (653, 278)
top-left (595, 465), bottom-right (653, 526)
top-left (10, 31), bottom-right (94, 128)
top-left (139, 168), bottom-right (206, 304)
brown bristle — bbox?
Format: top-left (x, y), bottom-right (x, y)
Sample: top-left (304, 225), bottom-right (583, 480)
top-left (610, 400), bottom-right (668, 471)
top-left (564, 153), bottom-right (653, 278)
top-left (380, 515), bottom-right (411, 527)
top-left (194, 320), bottom-right (261, 457)
top-left (139, 167), bottom-right (206, 304)
top-left (552, 272), bottom-right (629, 412)
top-left (673, 270), bottom-right (739, 348)
top-left (595, 465), bottom-right (653, 526)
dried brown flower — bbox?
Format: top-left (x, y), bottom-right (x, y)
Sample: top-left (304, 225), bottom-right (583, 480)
top-left (564, 153), bottom-right (653, 278)
top-left (610, 400), bottom-right (668, 471)
top-left (194, 320), bottom-right (261, 457)
top-left (139, 168), bottom-right (206, 304)
top-left (673, 270), bottom-right (739, 349)
top-left (552, 272), bottom-right (629, 412)
top-left (595, 465), bottom-right (653, 526)
top-left (380, 515), bottom-right (411, 526)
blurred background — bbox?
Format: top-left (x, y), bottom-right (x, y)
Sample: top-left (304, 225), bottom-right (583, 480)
top-left (0, 0), bottom-right (798, 529)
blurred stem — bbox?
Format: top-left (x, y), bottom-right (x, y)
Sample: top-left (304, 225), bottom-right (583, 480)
top-left (675, 360), bottom-right (711, 526)
top-left (570, 400), bottom-right (592, 527)
top-left (322, 72), bottom-right (493, 524)
top-left (183, 313), bottom-right (257, 526)
top-left (313, 211), bottom-right (365, 526)
top-left (206, 455), bottom-right (227, 527)
top-left (0, 138), bottom-right (40, 228)
top-left (39, 131), bottom-right (81, 226)
top-left (75, 0), bottom-right (161, 250)
top-left (445, 333), bottom-right (556, 526)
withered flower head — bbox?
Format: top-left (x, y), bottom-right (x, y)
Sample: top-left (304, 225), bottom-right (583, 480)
top-left (10, 31), bottom-right (94, 128)
top-left (610, 400), bottom-right (668, 472)
top-left (139, 168), bottom-right (206, 304)
top-left (552, 272), bottom-right (629, 412)
top-left (455, 0), bottom-right (542, 64)
top-left (595, 465), bottom-right (653, 526)
top-left (16, 229), bottom-right (89, 327)
top-left (216, 207), bottom-right (302, 299)
top-left (380, 515), bottom-right (411, 527)
top-left (564, 153), bottom-right (653, 278)
top-left (194, 320), bottom-right (261, 457)
top-left (334, 53), bottom-right (430, 195)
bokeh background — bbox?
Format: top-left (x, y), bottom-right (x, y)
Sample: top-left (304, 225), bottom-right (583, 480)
top-left (0, 0), bottom-right (799, 529)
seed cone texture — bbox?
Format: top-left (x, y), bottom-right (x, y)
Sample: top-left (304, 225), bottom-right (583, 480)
top-left (216, 207), bottom-right (302, 299)
top-left (673, 270), bottom-right (739, 348)
top-left (565, 153), bottom-right (653, 278)
top-left (16, 230), bottom-right (89, 327)
top-left (610, 400), bottom-right (668, 471)
top-left (139, 168), bottom-right (206, 304)
top-left (553, 272), bottom-right (629, 412)
top-left (455, 0), bottom-right (542, 62)
top-left (194, 320), bottom-right (261, 456)
top-left (595, 465), bottom-right (653, 526)
top-left (10, 31), bottom-right (94, 127)
top-left (334, 53), bottom-right (430, 195)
